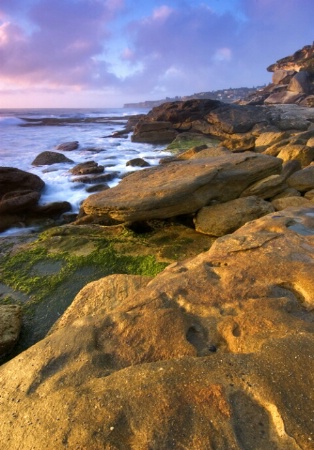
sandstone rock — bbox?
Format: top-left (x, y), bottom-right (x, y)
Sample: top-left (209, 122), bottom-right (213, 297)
top-left (277, 144), bottom-right (314, 167)
top-left (281, 159), bottom-right (302, 179)
top-left (0, 305), bottom-right (22, 357)
top-left (267, 43), bottom-right (314, 74)
top-left (288, 71), bottom-right (312, 94)
top-left (70, 161), bottom-right (104, 175)
top-left (32, 151), bottom-right (73, 166)
top-left (307, 136), bottom-right (314, 147)
top-left (160, 145), bottom-right (230, 164)
top-left (271, 196), bottom-right (312, 210)
top-left (131, 121), bottom-right (178, 143)
top-left (272, 69), bottom-right (295, 85)
top-left (287, 166), bottom-right (314, 191)
top-left (55, 141), bottom-right (79, 151)
top-left (0, 208), bottom-right (313, 449)
top-left (82, 152), bottom-right (282, 223)
top-left (264, 91), bottom-right (305, 105)
top-left (271, 187), bottom-right (301, 200)
top-left (240, 174), bottom-right (287, 199)
top-left (254, 131), bottom-right (288, 152)
top-left (0, 167), bottom-right (45, 196)
top-left (304, 188), bottom-right (314, 200)
top-left (221, 134), bottom-right (255, 152)
top-left (50, 274), bottom-right (152, 333)
top-left (126, 158), bottom-right (150, 167)
top-left (194, 196), bottom-right (274, 236)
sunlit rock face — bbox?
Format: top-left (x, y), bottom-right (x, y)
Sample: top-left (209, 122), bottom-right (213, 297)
top-left (0, 207), bottom-right (313, 449)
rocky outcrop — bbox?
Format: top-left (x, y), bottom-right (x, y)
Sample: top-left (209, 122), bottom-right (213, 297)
top-left (81, 152), bottom-right (282, 223)
top-left (0, 207), bottom-right (313, 449)
top-left (240, 44), bottom-right (314, 107)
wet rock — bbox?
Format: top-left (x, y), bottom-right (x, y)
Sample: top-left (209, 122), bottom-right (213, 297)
top-left (0, 167), bottom-right (45, 196)
top-left (126, 158), bottom-right (150, 167)
top-left (70, 161), bottom-right (104, 175)
top-left (32, 151), bottom-right (73, 166)
top-left (0, 190), bottom-right (41, 213)
top-left (72, 172), bottom-right (118, 184)
top-left (55, 141), bottom-right (79, 151)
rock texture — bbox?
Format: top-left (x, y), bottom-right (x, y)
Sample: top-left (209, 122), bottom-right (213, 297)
top-left (0, 305), bottom-right (21, 357)
top-left (0, 207), bottom-right (313, 449)
top-left (241, 43), bottom-right (314, 107)
top-left (194, 196), bottom-right (275, 236)
top-left (81, 152), bottom-right (282, 222)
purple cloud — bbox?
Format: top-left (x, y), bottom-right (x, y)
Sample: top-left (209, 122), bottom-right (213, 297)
top-left (1, 0), bottom-right (314, 106)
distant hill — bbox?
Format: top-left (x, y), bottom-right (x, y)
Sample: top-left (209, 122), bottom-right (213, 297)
top-left (124, 86), bottom-right (266, 109)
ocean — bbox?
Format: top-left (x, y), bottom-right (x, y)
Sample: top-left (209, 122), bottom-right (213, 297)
top-left (0, 108), bottom-right (171, 235)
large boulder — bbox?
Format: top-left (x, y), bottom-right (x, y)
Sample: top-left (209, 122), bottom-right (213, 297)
top-left (81, 152), bottom-right (282, 223)
top-left (0, 167), bottom-right (44, 196)
top-left (0, 207), bottom-right (313, 449)
top-left (32, 151), bottom-right (73, 166)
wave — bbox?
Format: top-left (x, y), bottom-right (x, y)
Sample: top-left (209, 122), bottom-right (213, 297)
top-left (0, 116), bottom-right (27, 126)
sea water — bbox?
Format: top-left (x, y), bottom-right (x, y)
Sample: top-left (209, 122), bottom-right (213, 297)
top-left (0, 108), bottom-right (171, 235)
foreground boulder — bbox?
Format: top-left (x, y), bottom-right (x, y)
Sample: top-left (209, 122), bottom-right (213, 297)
top-left (81, 152), bottom-right (282, 222)
top-left (0, 207), bottom-right (313, 449)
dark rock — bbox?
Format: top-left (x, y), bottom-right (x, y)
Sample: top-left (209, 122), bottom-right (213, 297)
top-left (55, 141), bottom-right (79, 151)
top-left (126, 158), bottom-right (150, 167)
top-left (70, 161), bottom-right (104, 175)
top-left (30, 201), bottom-right (72, 217)
top-left (0, 190), bottom-right (40, 213)
top-left (85, 184), bottom-right (110, 193)
top-left (32, 151), bottom-right (74, 166)
top-left (0, 167), bottom-right (45, 196)
top-left (72, 172), bottom-right (118, 184)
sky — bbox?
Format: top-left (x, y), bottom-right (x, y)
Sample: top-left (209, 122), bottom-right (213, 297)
top-left (0, 0), bottom-right (313, 108)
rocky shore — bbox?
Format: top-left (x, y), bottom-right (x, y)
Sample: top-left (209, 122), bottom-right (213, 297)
top-left (0, 45), bottom-right (314, 449)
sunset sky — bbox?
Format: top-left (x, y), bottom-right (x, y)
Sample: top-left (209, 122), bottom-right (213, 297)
top-left (0, 0), bottom-right (313, 108)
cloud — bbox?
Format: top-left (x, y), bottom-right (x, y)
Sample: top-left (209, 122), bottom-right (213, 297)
top-left (0, 0), bottom-right (122, 88)
top-left (1, 0), bottom-right (314, 106)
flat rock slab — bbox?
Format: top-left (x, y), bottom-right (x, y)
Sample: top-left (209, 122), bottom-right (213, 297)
top-left (82, 152), bottom-right (282, 222)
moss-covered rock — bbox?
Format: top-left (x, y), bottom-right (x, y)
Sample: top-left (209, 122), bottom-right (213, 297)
top-left (0, 221), bottom-right (213, 361)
